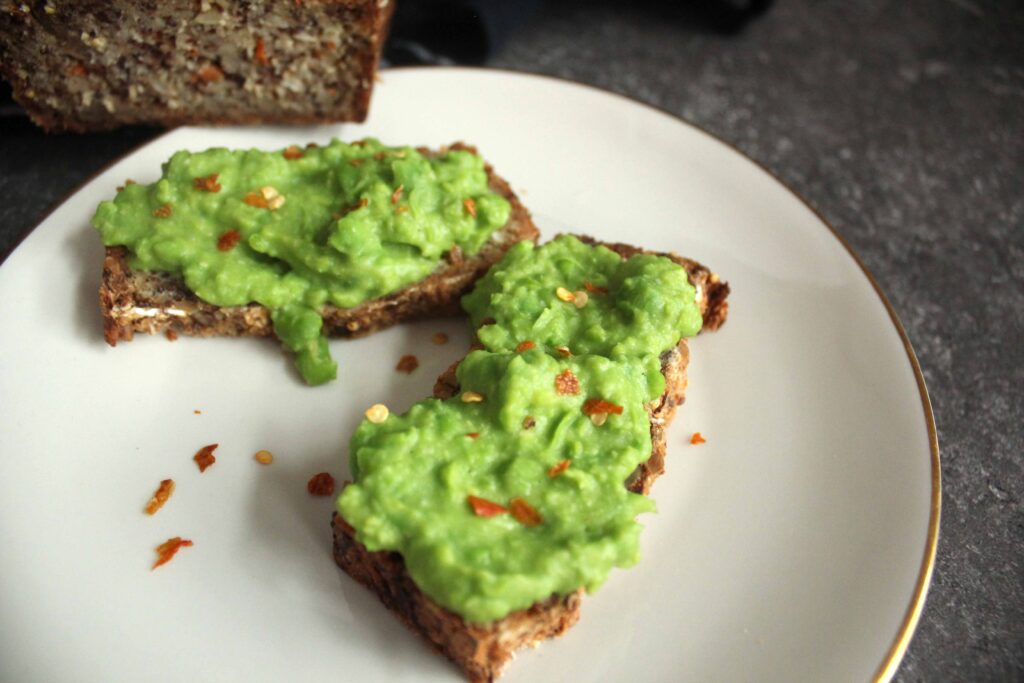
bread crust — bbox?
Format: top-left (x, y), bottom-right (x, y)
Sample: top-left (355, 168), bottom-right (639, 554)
top-left (98, 144), bottom-right (539, 346)
top-left (332, 239), bottom-right (728, 682)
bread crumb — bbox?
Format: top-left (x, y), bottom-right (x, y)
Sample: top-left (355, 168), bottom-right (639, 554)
top-left (555, 287), bottom-right (575, 303)
top-left (461, 391), bottom-right (484, 403)
top-left (396, 355), bottom-right (419, 374)
top-left (307, 472), bottom-right (335, 496)
top-left (573, 290), bottom-right (589, 308)
top-left (554, 368), bottom-right (580, 395)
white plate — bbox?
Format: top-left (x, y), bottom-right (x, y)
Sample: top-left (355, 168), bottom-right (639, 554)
top-left (0, 67), bottom-right (938, 683)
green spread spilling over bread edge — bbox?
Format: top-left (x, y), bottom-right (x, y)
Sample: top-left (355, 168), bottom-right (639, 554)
top-left (338, 236), bottom-right (703, 623)
top-left (92, 138), bottom-right (511, 384)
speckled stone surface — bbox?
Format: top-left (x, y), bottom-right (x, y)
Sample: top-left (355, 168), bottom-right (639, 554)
top-left (0, 1), bottom-right (1021, 679)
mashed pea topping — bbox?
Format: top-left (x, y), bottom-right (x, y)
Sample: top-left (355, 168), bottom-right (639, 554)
top-left (92, 139), bottom-right (511, 384)
top-left (338, 236), bottom-right (702, 623)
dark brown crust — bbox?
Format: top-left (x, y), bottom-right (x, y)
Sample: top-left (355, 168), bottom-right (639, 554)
top-left (0, 0), bottom-right (393, 133)
top-left (98, 143), bottom-right (539, 346)
top-left (333, 240), bottom-right (727, 682)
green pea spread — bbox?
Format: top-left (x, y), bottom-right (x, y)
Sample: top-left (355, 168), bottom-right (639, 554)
top-left (92, 139), bottom-right (511, 384)
top-left (338, 236), bottom-right (702, 623)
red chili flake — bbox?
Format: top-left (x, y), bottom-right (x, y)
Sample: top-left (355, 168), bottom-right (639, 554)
top-left (391, 184), bottom-right (404, 205)
top-left (152, 536), bottom-right (193, 570)
top-left (690, 432), bottom-right (707, 445)
top-left (373, 151), bottom-right (388, 160)
top-left (165, 329), bottom-right (178, 341)
top-left (522, 416), bottom-right (536, 430)
top-left (253, 37), bottom-right (269, 66)
top-left (145, 479), bottom-right (176, 515)
top-left (466, 432), bottom-right (480, 440)
top-left (554, 368), bottom-right (581, 396)
top-left (348, 158), bottom-right (364, 167)
top-left (193, 444), bottom-right (218, 472)
top-left (583, 280), bottom-right (609, 295)
top-left (282, 145), bottom-right (304, 160)
top-left (192, 173), bottom-right (221, 192)
top-left (432, 332), bottom-right (449, 345)
top-left (196, 64), bottom-right (224, 83)
top-left (395, 206), bottom-right (410, 214)
top-left (555, 346), bottom-right (573, 358)
top-left (324, 40), bottom-right (337, 50)
top-left (152, 204), bottom-right (172, 218)
top-left (581, 399), bottom-right (624, 416)
top-left (463, 197), bottom-right (477, 218)
top-left (509, 497), bottom-right (543, 527)
top-left (243, 192), bottom-right (270, 208)
top-left (515, 340), bottom-right (536, 353)
top-left (467, 495), bottom-right (507, 517)
top-left (67, 62), bottom-right (87, 77)
top-left (396, 354), bottom-right (419, 374)
top-left (307, 472), bottom-right (335, 496)
top-left (547, 460), bottom-right (571, 477)
top-left (217, 229), bottom-right (242, 252)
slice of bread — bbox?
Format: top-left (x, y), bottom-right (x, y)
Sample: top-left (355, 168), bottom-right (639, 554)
top-left (0, 0), bottom-right (394, 132)
top-left (333, 240), bottom-right (729, 682)
top-left (98, 144), bottom-right (539, 346)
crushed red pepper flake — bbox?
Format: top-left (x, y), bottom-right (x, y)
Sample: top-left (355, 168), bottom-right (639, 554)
top-left (282, 145), bottom-right (304, 160)
top-left (152, 536), bottom-right (193, 570)
top-left (196, 64), bottom-right (224, 83)
top-left (391, 184), bottom-right (404, 205)
top-left (554, 368), bottom-right (580, 396)
top-left (192, 173), bottom-right (221, 192)
top-left (547, 460), bottom-right (571, 477)
top-left (432, 332), bottom-right (449, 345)
top-left (68, 62), bottom-right (87, 77)
top-left (144, 479), bottom-right (176, 515)
top-left (515, 340), bottom-right (536, 353)
top-left (509, 497), bottom-right (543, 527)
top-left (467, 495), bottom-right (507, 517)
top-left (582, 399), bottom-right (624, 416)
top-left (152, 204), bottom-right (172, 218)
top-left (523, 416), bottom-right (536, 430)
top-left (165, 329), bottom-right (178, 341)
top-left (307, 472), bottom-right (335, 496)
top-left (555, 346), bottom-right (573, 358)
top-left (193, 444), bottom-right (218, 472)
top-left (395, 206), bottom-right (410, 214)
top-left (583, 280), bottom-right (609, 294)
top-left (463, 197), bottom-right (477, 218)
top-left (690, 432), bottom-right (706, 445)
top-left (395, 354), bottom-right (419, 374)
top-left (253, 37), bottom-right (269, 66)
top-left (243, 191), bottom-right (270, 208)
top-left (466, 432), bottom-right (480, 439)
top-left (348, 158), bottom-right (364, 167)
top-left (217, 229), bottom-right (242, 251)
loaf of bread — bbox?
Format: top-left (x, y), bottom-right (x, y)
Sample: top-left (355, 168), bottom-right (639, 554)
top-left (333, 238), bottom-right (729, 682)
top-left (0, 0), bottom-right (393, 132)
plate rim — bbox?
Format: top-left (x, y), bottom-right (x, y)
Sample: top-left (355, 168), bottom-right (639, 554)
top-left (0, 64), bottom-right (940, 682)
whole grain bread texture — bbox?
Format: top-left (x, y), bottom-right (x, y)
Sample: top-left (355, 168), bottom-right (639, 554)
top-left (0, 0), bottom-right (393, 132)
top-left (99, 143), bottom-right (539, 346)
top-left (333, 239), bottom-right (729, 682)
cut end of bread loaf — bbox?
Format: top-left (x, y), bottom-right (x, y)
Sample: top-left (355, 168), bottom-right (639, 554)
top-left (98, 143), bottom-right (538, 346)
top-left (0, 0), bottom-right (394, 132)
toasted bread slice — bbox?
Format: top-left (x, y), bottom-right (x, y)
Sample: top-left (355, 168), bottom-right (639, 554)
top-left (98, 144), bottom-right (539, 345)
top-left (333, 239), bottom-right (728, 682)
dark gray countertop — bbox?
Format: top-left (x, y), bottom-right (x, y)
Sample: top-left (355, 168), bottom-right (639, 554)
top-left (1, 0), bottom-right (1021, 679)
